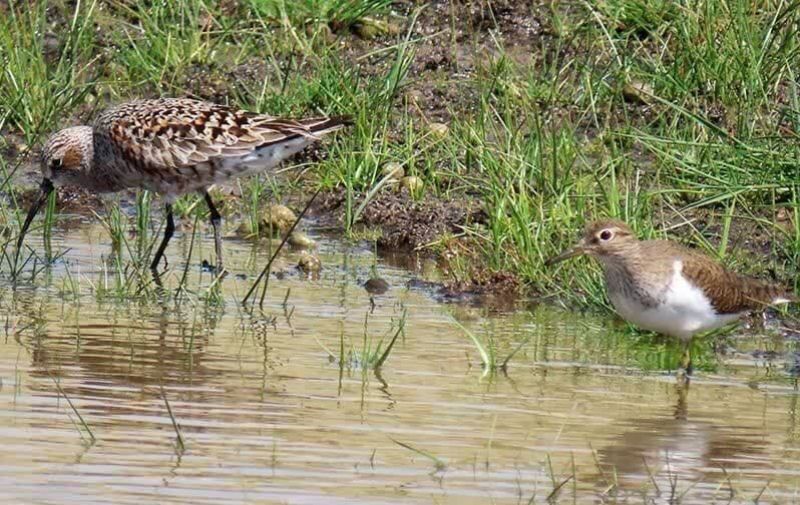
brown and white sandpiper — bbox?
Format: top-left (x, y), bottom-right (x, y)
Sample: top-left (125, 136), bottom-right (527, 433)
top-left (17, 97), bottom-right (350, 275)
top-left (546, 219), bottom-right (795, 373)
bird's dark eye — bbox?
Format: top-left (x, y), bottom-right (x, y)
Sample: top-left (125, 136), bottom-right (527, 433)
top-left (50, 159), bottom-right (63, 171)
top-left (599, 230), bottom-right (613, 241)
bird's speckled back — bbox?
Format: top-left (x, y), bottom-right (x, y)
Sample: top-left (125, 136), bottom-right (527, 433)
top-left (89, 98), bottom-right (348, 196)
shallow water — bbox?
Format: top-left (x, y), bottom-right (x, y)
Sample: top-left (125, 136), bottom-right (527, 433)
top-left (2, 219), bottom-right (800, 504)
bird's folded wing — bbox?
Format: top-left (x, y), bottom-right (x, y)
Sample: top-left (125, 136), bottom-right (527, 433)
top-left (679, 248), bottom-right (788, 314)
top-left (93, 98), bottom-right (348, 173)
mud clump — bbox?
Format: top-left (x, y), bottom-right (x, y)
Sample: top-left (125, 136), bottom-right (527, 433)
top-left (315, 186), bottom-right (522, 298)
top-left (438, 237), bottom-right (522, 296)
top-left (318, 187), bottom-right (486, 250)
top-left (288, 231), bottom-right (316, 250)
top-left (446, 265), bottom-right (520, 296)
top-left (406, 274), bottom-right (521, 311)
top-left (297, 251), bottom-right (322, 278)
top-left (364, 277), bottom-right (390, 295)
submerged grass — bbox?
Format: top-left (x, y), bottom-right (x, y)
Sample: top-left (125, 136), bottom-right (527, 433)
top-left (339, 307), bottom-right (406, 372)
top-left (453, 317), bottom-right (531, 378)
top-left (161, 385), bottom-right (186, 451)
top-left (49, 370), bottom-right (96, 443)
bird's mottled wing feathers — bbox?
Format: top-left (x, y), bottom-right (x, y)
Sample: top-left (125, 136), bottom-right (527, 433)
top-left (93, 98), bottom-right (348, 176)
top-left (673, 244), bottom-right (790, 314)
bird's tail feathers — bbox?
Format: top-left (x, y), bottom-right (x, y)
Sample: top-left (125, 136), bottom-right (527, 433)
top-left (743, 278), bottom-right (796, 307)
top-left (298, 115), bottom-right (353, 138)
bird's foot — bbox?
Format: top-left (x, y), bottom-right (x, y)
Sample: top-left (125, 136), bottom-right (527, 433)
top-left (679, 342), bottom-right (693, 376)
top-left (676, 366), bottom-right (692, 386)
top-left (201, 259), bottom-right (228, 279)
top-left (150, 267), bottom-right (165, 290)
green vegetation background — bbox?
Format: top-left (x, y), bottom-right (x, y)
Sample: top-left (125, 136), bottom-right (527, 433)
top-left (1, 0), bottom-right (799, 309)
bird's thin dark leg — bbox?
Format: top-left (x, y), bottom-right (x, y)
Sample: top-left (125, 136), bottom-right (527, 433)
top-left (150, 203), bottom-right (175, 273)
top-left (203, 191), bottom-right (224, 274)
top-left (678, 339), bottom-right (693, 381)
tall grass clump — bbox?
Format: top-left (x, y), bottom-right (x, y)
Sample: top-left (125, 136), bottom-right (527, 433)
top-left (227, 6), bottom-right (414, 234)
top-left (249, 0), bottom-right (394, 32)
top-left (0, 0), bottom-right (98, 143)
top-left (318, 13), bottom-right (419, 231)
top-left (111, 0), bottom-right (244, 92)
top-left (593, 0), bottom-right (800, 285)
top-left (435, 47), bottom-right (657, 305)
top-left (421, 1), bottom-right (800, 305)
top-left (590, 0), bottom-right (800, 189)
top-left (607, 0), bottom-right (799, 115)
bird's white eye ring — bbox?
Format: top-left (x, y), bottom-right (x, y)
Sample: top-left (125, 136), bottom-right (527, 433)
top-left (599, 230), bottom-right (613, 241)
top-left (50, 159), bottom-right (63, 171)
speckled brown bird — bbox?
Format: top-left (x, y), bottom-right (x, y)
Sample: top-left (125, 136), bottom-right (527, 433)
top-left (17, 98), bottom-right (350, 274)
top-left (547, 219), bottom-right (795, 372)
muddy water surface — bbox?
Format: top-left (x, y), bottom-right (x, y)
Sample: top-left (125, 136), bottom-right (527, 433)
top-left (1, 221), bottom-right (800, 504)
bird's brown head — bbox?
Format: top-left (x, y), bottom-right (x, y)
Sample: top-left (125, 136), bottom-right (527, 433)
top-left (17, 126), bottom-right (94, 252)
top-left (546, 219), bottom-right (637, 266)
top-left (41, 126), bottom-right (94, 187)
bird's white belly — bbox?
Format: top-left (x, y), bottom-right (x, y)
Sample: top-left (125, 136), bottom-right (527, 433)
top-left (608, 261), bottom-right (741, 340)
top-left (219, 136), bottom-right (313, 178)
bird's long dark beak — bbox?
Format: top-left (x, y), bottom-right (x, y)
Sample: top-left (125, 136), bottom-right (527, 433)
top-left (545, 241), bottom-right (586, 266)
top-left (17, 178), bottom-right (54, 251)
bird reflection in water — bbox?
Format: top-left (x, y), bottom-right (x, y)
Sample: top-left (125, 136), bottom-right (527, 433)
top-left (596, 383), bottom-right (769, 502)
